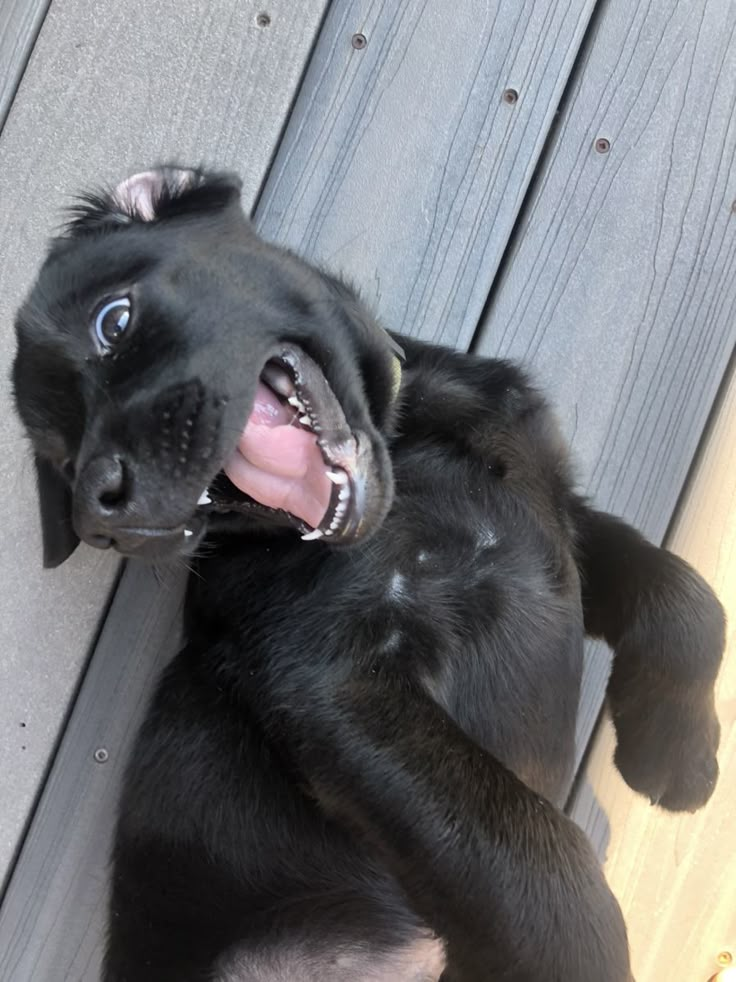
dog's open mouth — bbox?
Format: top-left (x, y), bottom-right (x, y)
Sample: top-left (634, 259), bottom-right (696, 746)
top-left (198, 345), bottom-right (372, 543)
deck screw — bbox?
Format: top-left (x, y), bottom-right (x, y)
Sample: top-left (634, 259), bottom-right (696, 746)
top-left (351, 33), bottom-right (367, 49)
top-left (94, 748), bottom-right (109, 763)
top-left (717, 952), bottom-right (733, 966)
top-left (502, 88), bottom-right (519, 105)
top-left (256, 12), bottom-right (271, 28)
top-left (594, 137), bottom-right (611, 154)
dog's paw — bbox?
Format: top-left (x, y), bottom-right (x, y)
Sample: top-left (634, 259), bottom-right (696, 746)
top-left (611, 688), bottom-right (720, 812)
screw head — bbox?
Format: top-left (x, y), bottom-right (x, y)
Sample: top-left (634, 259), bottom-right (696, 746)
top-left (717, 952), bottom-right (733, 966)
top-left (502, 88), bottom-right (519, 105)
top-left (595, 137), bottom-right (611, 154)
top-left (94, 748), bottom-right (109, 763)
top-left (351, 33), bottom-right (367, 49)
top-left (256, 12), bottom-right (271, 28)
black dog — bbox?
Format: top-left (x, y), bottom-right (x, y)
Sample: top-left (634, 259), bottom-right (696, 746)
top-left (12, 167), bottom-right (724, 981)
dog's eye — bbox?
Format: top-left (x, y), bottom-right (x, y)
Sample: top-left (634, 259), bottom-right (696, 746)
top-left (93, 298), bottom-right (132, 353)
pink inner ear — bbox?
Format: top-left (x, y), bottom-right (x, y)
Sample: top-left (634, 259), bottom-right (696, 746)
top-left (112, 168), bottom-right (194, 222)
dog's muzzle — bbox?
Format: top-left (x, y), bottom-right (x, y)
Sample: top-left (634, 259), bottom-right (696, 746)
top-left (72, 453), bottom-right (205, 558)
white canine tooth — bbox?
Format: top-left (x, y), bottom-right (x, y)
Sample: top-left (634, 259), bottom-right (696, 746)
top-left (184, 529), bottom-right (194, 538)
top-left (197, 489), bottom-right (212, 506)
top-left (338, 487), bottom-right (350, 502)
top-left (299, 415), bottom-right (312, 426)
top-left (301, 528), bottom-right (324, 541)
top-left (327, 469), bottom-right (349, 485)
top-left (287, 395), bottom-right (305, 410)
top-left (325, 528), bottom-right (334, 536)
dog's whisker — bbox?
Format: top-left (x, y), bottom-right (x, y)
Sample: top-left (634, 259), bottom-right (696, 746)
top-left (179, 559), bottom-right (202, 580)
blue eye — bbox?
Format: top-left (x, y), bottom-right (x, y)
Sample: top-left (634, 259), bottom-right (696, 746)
top-left (94, 297), bottom-right (131, 352)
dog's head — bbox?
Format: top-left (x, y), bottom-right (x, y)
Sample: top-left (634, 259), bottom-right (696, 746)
top-left (12, 166), bottom-right (402, 566)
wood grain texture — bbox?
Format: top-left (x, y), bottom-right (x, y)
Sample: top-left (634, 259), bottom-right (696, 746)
top-left (0, 566), bottom-right (186, 981)
top-left (257, 0), bottom-right (597, 348)
top-left (0, 0), bottom-right (329, 911)
top-left (569, 362), bottom-right (736, 981)
top-left (0, 0), bottom-right (49, 131)
top-left (475, 0), bottom-right (736, 778)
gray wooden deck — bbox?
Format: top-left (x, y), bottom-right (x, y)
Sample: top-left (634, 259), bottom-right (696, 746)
top-left (0, 1), bottom-right (734, 979)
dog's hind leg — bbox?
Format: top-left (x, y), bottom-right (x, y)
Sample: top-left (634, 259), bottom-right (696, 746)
top-left (249, 672), bottom-right (632, 982)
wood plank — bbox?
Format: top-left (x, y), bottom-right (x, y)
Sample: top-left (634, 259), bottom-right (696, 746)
top-left (0, 0), bottom-right (49, 132)
top-left (257, 0), bottom-right (597, 349)
top-left (569, 359), bottom-right (736, 981)
top-left (0, 0), bottom-right (329, 935)
top-left (0, 566), bottom-right (185, 981)
top-left (474, 0), bottom-right (736, 780)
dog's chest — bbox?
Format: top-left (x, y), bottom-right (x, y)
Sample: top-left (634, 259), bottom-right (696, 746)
top-left (200, 498), bottom-right (582, 801)
top-left (336, 520), bottom-right (581, 787)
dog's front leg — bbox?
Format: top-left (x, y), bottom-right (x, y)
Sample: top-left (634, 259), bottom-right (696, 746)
top-left (572, 500), bottom-right (725, 811)
top-left (256, 673), bottom-right (631, 982)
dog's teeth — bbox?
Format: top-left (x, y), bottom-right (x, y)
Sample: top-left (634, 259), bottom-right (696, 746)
top-left (299, 415), bottom-right (312, 426)
top-left (287, 395), bottom-right (305, 411)
top-left (324, 528), bottom-right (334, 536)
top-left (184, 529), bottom-right (194, 538)
top-left (338, 487), bottom-right (350, 502)
top-left (197, 490), bottom-right (212, 506)
top-left (301, 528), bottom-right (324, 541)
top-left (327, 469), bottom-right (349, 485)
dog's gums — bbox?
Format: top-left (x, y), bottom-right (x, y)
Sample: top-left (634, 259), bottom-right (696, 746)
top-left (223, 377), bottom-right (335, 532)
top-left (201, 347), bottom-right (372, 542)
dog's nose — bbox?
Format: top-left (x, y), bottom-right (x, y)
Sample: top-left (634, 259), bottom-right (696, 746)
top-left (74, 455), bottom-right (130, 546)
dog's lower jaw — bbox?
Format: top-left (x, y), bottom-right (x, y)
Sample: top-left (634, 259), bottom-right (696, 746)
top-left (79, 516), bottom-right (209, 561)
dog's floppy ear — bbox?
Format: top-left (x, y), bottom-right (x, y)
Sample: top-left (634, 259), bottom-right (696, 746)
top-left (112, 168), bottom-right (187, 221)
top-left (34, 455), bottom-right (79, 568)
top-left (111, 166), bottom-right (243, 221)
top-left (63, 165), bottom-right (244, 236)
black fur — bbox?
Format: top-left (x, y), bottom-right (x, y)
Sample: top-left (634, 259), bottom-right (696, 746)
top-left (12, 167), bottom-right (725, 982)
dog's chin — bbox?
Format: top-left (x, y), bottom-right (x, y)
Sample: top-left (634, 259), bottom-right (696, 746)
top-left (82, 515), bottom-right (209, 562)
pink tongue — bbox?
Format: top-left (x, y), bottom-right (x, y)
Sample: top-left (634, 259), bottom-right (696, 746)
top-left (223, 382), bottom-right (333, 529)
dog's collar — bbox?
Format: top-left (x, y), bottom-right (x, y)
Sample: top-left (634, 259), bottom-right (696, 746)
top-left (390, 355), bottom-right (403, 403)
top-left (385, 333), bottom-right (405, 404)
